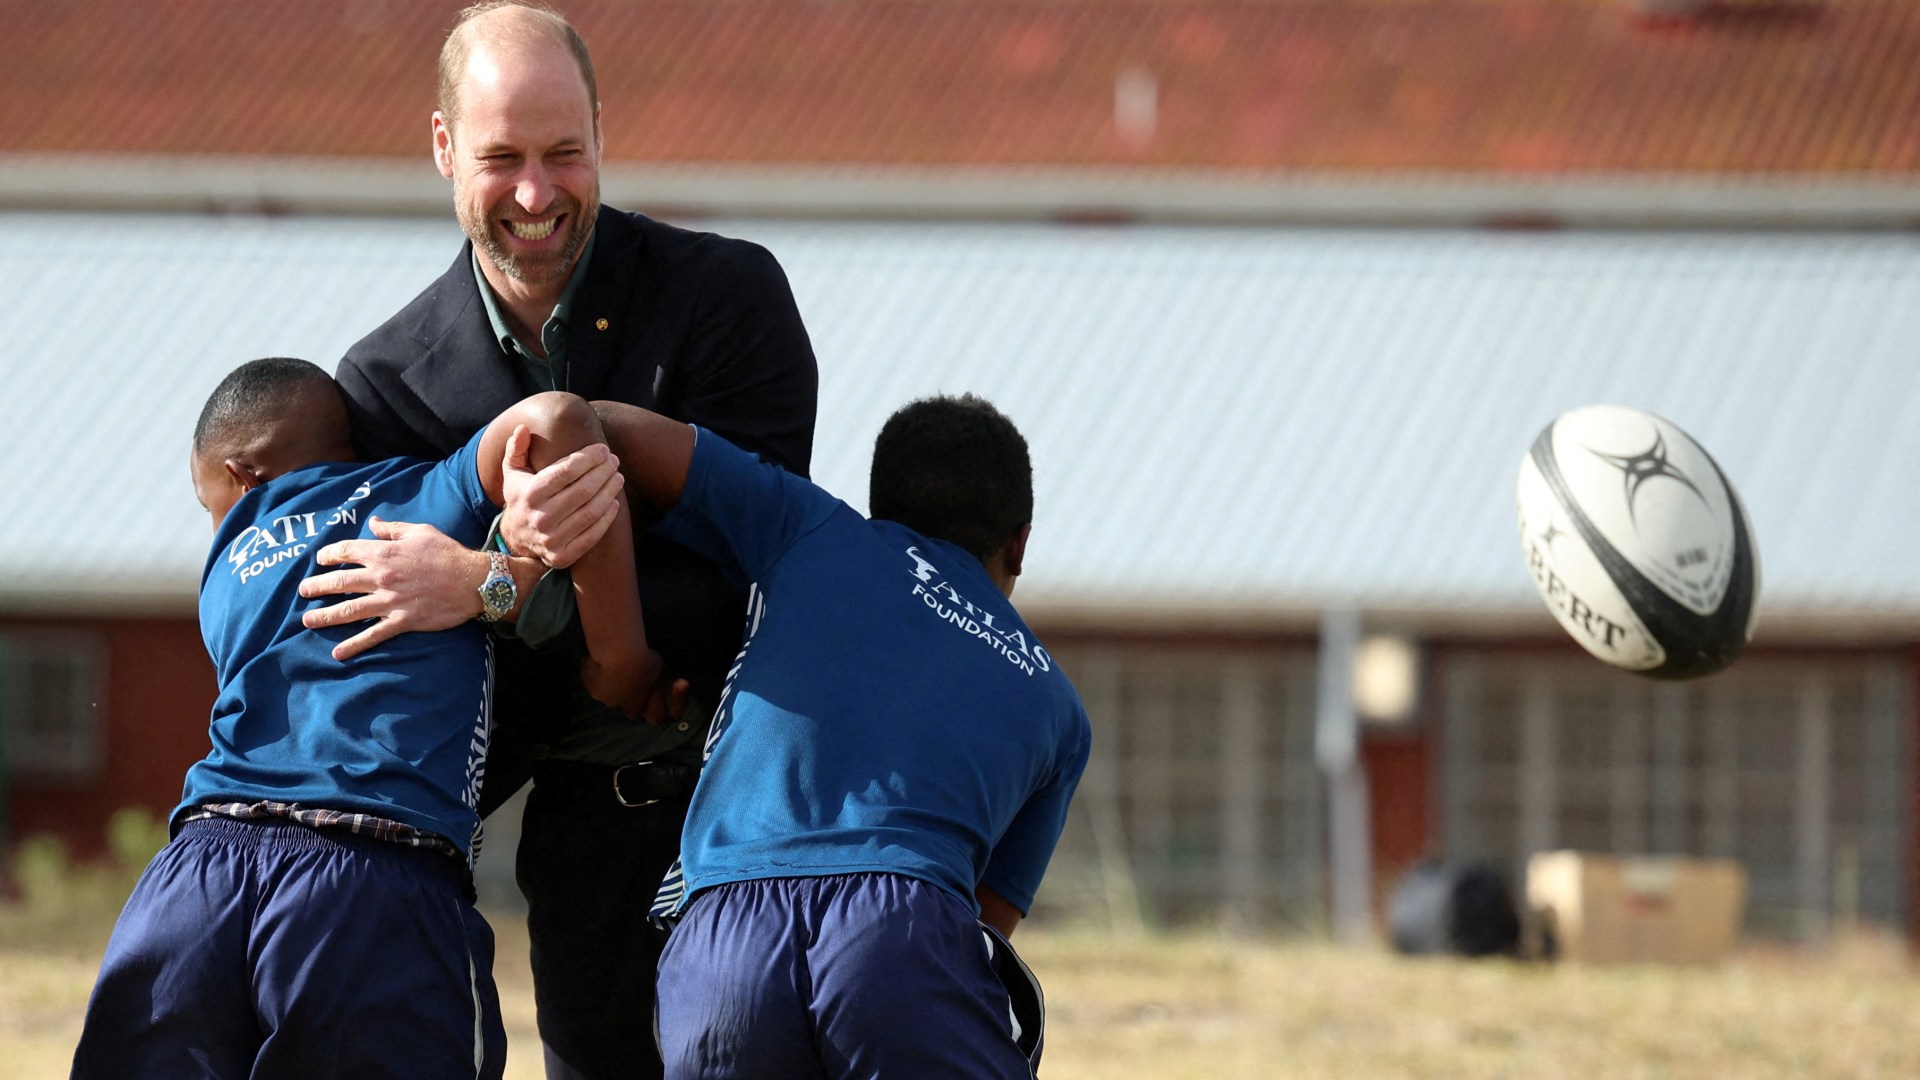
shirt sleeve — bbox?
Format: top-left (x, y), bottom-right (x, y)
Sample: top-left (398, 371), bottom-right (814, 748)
top-left (428, 426), bottom-right (499, 535)
top-left (979, 710), bottom-right (1093, 915)
top-left (652, 427), bottom-right (840, 585)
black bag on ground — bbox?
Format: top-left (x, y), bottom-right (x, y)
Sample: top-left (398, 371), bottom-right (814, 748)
top-left (1387, 859), bottom-right (1521, 957)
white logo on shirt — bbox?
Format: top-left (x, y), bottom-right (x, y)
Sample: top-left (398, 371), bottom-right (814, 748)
top-left (224, 482), bottom-right (372, 584)
top-left (903, 546), bottom-right (1052, 676)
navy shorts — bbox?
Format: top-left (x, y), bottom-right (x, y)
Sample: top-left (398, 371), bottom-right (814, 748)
top-left (655, 873), bottom-right (1036, 1080)
top-left (71, 816), bottom-right (506, 1079)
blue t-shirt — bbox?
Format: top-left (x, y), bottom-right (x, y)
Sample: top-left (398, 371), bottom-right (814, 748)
top-left (179, 431), bottom-right (498, 861)
top-left (658, 429), bottom-right (1092, 915)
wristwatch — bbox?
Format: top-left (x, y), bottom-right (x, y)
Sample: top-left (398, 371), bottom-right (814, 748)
top-left (477, 550), bottom-right (517, 623)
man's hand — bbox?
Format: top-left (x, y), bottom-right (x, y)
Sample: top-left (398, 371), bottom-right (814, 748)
top-left (298, 516), bottom-right (490, 661)
top-left (500, 426), bottom-right (624, 568)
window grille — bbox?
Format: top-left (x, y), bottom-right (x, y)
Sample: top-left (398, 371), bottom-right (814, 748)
top-left (1439, 653), bottom-right (1912, 940)
top-left (0, 632), bottom-right (108, 785)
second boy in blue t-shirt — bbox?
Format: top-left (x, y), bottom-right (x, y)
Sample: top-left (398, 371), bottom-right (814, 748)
top-left (518, 393), bottom-right (1090, 1078)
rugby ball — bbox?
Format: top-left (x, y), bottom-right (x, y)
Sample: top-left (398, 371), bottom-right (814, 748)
top-left (1516, 405), bottom-right (1759, 679)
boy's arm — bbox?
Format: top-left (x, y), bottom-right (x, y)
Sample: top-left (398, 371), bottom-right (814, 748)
top-left (976, 885), bottom-right (1023, 938)
top-left (511, 398), bottom-right (825, 590)
top-left (479, 393), bottom-right (658, 720)
top-left (979, 722), bottom-right (1093, 931)
top-left (494, 399), bottom-right (696, 568)
top-left (588, 400), bottom-right (697, 513)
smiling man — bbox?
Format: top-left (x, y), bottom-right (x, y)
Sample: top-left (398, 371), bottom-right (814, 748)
top-left (434, 3), bottom-right (600, 347)
top-left (315, 4), bottom-right (819, 1077)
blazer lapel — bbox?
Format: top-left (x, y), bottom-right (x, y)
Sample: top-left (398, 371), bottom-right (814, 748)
top-left (567, 207), bottom-right (659, 406)
top-left (400, 243), bottom-right (527, 438)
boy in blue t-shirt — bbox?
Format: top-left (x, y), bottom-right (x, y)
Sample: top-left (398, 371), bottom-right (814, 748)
top-left (518, 393), bottom-right (1090, 1078)
top-left (72, 359), bottom-right (656, 1079)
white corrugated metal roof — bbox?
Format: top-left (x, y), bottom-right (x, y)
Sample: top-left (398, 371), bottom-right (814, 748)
top-left (5, 211), bottom-right (1919, 636)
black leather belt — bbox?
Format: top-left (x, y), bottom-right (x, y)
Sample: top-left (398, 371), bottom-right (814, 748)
top-left (531, 758), bottom-right (704, 809)
top-left (610, 760), bottom-right (704, 808)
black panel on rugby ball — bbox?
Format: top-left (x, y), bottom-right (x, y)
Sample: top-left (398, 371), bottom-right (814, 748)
top-left (1531, 427), bottom-right (1757, 680)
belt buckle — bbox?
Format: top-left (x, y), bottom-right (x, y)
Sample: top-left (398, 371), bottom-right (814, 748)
top-left (612, 759), bottom-right (660, 808)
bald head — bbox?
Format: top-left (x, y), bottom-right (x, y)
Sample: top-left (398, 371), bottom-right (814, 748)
top-left (438, 1), bottom-right (598, 138)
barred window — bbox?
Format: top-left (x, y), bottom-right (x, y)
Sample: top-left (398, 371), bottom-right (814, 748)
top-left (1439, 653), bottom-right (1912, 940)
top-left (1, 632), bottom-right (108, 785)
top-left (1036, 643), bottom-right (1325, 932)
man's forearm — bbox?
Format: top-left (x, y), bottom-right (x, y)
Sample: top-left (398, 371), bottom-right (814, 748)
top-left (499, 554), bottom-right (545, 624)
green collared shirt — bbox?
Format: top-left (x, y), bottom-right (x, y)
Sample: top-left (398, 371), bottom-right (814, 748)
top-left (473, 230), bottom-right (597, 393)
top-left (472, 236), bottom-right (597, 664)
top-left (473, 233), bottom-right (699, 763)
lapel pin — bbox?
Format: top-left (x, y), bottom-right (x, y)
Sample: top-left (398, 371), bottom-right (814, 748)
top-left (595, 318), bottom-right (610, 331)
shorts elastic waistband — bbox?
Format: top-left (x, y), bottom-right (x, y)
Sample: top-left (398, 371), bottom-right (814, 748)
top-left (176, 816), bottom-right (468, 882)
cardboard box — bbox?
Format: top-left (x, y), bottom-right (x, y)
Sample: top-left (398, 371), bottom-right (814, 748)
top-left (1526, 851), bottom-right (1747, 965)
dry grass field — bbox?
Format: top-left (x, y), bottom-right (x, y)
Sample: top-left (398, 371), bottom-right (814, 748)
top-left (6, 820), bottom-right (1916, 1080)
top-left (473, 920), bottom-right (1920, 1079)
top-left (8, 853), bottom-right (1920, 1080)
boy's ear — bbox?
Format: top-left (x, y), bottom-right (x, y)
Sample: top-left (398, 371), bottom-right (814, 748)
top-left (224, 459), bottom-right (266, 492)
top-left (1003, 523), bottom-right (1031, 579)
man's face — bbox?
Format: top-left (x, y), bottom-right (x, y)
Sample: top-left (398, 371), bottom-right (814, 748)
top-left (435, 39), bottom-right (602, 289)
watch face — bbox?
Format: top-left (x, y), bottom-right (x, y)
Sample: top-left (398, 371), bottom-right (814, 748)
top-left (481, 578), bottom-right (515, 615)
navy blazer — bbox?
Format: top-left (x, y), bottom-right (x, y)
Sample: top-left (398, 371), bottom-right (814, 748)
top-left (337, 206), bottom-right (819, 749)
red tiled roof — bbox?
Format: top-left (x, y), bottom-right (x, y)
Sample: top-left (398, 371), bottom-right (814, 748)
top-left (10, 0), bottom-right (1919, 173)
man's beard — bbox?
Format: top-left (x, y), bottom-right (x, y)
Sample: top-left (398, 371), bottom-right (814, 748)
top-left (461, 191), bottom-right (598, 287)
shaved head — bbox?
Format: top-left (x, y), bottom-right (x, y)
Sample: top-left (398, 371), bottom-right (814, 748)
top-left (437, 1), bottom-right (598, 138)
top-left (193, 357), bottom-right (347, 459)
top-left (190, 358), bottom-right (356, 527)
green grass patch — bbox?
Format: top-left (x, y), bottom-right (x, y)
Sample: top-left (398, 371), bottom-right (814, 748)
top-left (0, 807), bottom-right (166, 954)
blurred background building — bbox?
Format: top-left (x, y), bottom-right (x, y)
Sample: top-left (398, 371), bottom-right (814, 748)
top-left (3, 0), bottom-right (1918, 946)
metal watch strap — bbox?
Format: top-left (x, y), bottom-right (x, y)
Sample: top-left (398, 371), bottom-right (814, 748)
top-left (477, 550), bottom-right (514, 623)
